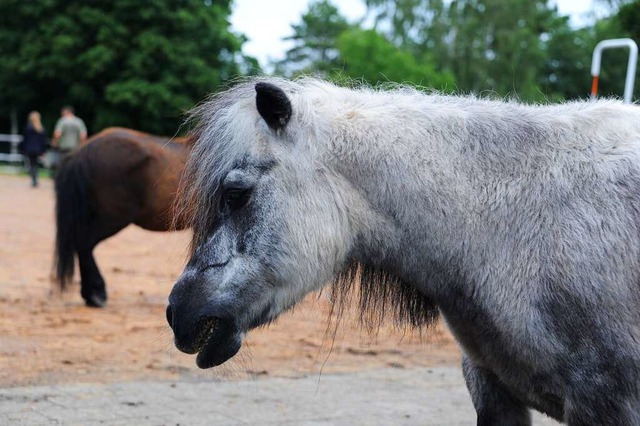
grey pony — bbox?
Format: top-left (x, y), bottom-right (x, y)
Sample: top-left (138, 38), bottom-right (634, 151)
top-left (167, 77), bottom-right (640, 425)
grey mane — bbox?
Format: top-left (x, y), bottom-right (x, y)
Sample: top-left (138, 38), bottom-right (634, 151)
top-left (332, 262), bottom-right (439, 330)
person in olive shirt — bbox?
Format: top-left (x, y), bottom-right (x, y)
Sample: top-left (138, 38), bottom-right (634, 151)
top-left (52, 105), bottom-right (87, 154)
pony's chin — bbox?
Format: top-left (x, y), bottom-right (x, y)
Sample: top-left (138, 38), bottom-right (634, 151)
top-left (195, 328), bottom-right (242, 369)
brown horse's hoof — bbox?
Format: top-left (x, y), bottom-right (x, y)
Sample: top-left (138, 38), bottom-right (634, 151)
top-left (85, 295), bottom-right (107, 308)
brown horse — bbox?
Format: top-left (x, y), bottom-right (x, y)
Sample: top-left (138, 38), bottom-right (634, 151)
top-left (54, 127), bottom-right (190, 307)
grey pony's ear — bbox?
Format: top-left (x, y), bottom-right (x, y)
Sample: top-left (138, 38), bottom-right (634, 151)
top-left (255, 82), bottom-right (292, 131)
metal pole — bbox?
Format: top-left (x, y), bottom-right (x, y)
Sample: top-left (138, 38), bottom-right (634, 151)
top-left (590, 38), bottom-right (638, 104)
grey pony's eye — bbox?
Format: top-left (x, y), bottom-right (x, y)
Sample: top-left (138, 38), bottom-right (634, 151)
top-left (224, 186), bottom-right (252, 210)
top-left (222, 170), bottom-right (256, 210)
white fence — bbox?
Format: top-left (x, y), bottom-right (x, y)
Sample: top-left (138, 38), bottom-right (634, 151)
top-left (0, 133), bottom-right (23, 163)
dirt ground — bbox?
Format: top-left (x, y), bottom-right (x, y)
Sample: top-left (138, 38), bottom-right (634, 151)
top-left (0, 174), bottom-right (460, 388)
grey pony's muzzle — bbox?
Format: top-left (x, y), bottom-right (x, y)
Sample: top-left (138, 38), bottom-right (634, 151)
top-left (166, 272), bottom-right (242, 369)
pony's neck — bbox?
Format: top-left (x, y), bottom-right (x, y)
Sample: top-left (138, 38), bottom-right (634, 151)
top-left (324, 103), bottom-right (471, 293)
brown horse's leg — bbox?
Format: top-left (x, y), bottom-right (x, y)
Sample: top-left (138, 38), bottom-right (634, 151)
top-left (77, 248), bottom-right (107, 308)
top-left (76, 217), bottom-right (130, 308)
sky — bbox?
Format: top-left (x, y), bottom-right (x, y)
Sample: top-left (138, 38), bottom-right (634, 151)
top-left (230, 0), bottom-right (599, 69)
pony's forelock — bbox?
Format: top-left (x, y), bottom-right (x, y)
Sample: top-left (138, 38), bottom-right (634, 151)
top-left (175, 81), bottom-right (257, 252)
top-left (176, 77), bottom-right (342, 253)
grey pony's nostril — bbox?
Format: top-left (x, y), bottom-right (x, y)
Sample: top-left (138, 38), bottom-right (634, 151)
top-left (166, 305), bottom-right (174, 329)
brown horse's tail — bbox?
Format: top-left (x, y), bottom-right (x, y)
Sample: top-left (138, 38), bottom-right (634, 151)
top-left (54, 153), bottom-right (90, 291)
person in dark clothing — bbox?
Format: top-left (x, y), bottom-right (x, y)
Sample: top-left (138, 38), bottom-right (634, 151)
top-left (21, 111), bottom-right (48, 187)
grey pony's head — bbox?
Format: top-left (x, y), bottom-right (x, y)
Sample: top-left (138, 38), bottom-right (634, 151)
top-left (167, 79), bottom-right (438, 368)
top-left (166, 81), bottom-right (358, 368)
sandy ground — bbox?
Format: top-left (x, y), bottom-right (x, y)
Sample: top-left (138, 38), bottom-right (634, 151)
top-left (0, 174), bottom-right (460, 388)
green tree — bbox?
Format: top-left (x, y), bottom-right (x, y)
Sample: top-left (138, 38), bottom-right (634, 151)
top-left (275, 0), bottom-right (453, 90)
top-left (552, 5), bottom-right (640, 102)
top-left (617, 0), bottom-right (640, 36)
top-left (364, 0), bottom-right (575, 102)
top-left (334, 28), bottom-right (455, 89)
top-left (596, 0), bottom-right (633, 9)
top-left (537, 16), bottom-right (595, 101)
top-left (606, 0), bottom-right (640, 100)
top-left (364, 0), bottom-right (449, 54)
top-left (274, 0), bottom-right (352, 77)
top-left (536, 0), bottom-right (640, 102)
top-left (439, 0), bottom-right (555, 100)
top-left (0, 0), bottom-right (256, 135)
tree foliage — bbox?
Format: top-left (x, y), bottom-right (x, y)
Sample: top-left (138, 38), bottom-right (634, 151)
top-left (275, 0), bottom-right (454, 90)
top-left (335, 29), bottom-right (455, 89)
top-left (277, 0), bottom-right (637, 102)
top-left (607, 0), bottom-right (640, 97)
top-left (274, 0), bottom-right (352, 76)
top-left (537, 15), bottom-right (595, 101)
top-left (364, 0), bottom-right (447, 49)
top-left (363, 0), bottom-right (562, 100)
top-left (548, 0), bottom-right (640, 101)
top-left (0, 0), bottom-right (256, 134)
top-left (3, 0), bottom-right (635, 137)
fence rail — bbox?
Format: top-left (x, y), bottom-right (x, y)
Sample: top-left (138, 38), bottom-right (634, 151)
top-left (0, 133), bottom-right (24, 163)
